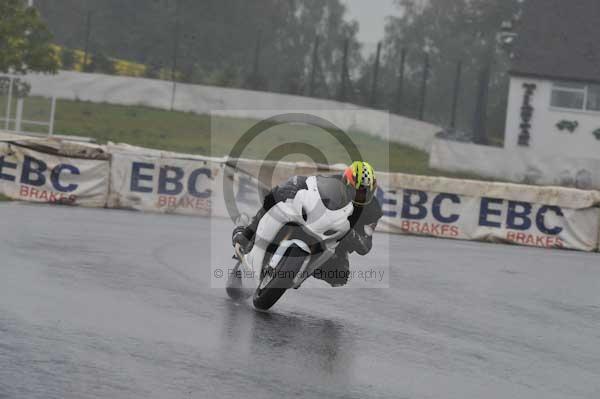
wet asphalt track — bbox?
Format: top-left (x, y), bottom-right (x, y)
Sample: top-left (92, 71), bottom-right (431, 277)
top-left (1, 202), bottom-right (599, 399)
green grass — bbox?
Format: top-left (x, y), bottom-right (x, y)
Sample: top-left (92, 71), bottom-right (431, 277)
top-left (12, 97), bottom-right (484, 179)
top-left (0, 194), bottom-right (11, 201)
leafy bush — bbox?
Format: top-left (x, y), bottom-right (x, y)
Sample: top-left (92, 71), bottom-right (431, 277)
top-left (87, 53), bottom-right (116, 74)
top-left (61, 48), bottom-right (76, 69)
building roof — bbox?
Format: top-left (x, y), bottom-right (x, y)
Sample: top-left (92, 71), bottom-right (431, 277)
top-left (510, 0), bottom-right (600, 84)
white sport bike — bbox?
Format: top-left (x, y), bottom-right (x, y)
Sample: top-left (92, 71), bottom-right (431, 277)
top-left (226, 175), bottom-right (355, 310)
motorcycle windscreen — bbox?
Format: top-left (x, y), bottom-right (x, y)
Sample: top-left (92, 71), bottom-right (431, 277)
top-left (316, 176), bottom-right (356, 211)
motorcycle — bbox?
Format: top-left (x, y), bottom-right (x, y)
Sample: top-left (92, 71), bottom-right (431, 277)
top-left (226, 175), bottom-right (355, 310)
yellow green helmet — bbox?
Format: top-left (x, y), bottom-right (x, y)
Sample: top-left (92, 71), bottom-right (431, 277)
top-left (342, 161), bottom-right (377, 205)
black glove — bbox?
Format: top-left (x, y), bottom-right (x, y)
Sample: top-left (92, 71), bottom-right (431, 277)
top-left (232, 226), bottom-right (253, 253)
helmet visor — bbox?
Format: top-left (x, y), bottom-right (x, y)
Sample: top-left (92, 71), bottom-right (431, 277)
top-left (353, 185), bottom-right (375, 205)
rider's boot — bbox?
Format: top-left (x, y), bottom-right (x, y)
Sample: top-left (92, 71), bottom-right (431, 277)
top-left (313, 249), bottom-right (350, 287)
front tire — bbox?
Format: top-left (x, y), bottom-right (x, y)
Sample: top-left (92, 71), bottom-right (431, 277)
top-left (252, 246), bottom-right (307, 310)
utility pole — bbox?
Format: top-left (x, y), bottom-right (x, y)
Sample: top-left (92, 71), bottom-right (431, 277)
top-left (395, 48), bottom-right (406, 114)
top-left (82, 11), bottom-right (92, 71)
top-left (338, 39), bottom-right (349, 102)
top-left (473, 39), bottom-right (494, 145)
top-left (4, 78), bottom-right (13, 130)
top-left (369, 41), bottom-right (382, 107)
top-left (170, 0), bottom-right (181, 111)
top-left (250, 28), bottom-right (263, 89)
top-left (450, 60), bottom-right (462, 129)
top-left (308, 35), bottom-right (320, 97)
top-left (28, 0), bottom-right (34, 7)
top-left (419, 51), bottom-right (430, 121)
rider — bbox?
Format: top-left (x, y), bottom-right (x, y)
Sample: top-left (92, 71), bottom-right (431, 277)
top-left (232, 161), bottom-right (383, 287)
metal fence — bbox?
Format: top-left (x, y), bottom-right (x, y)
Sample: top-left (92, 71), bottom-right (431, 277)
top-left (0, 75), bottom-right (56, 136)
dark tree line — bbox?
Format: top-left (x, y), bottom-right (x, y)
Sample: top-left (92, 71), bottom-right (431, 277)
top-left (37, 0), bottom-right (522, 140)
top-left (378, 0), bottom-right (522, 139)
top-left (37, 0), bottom-right (362, 97)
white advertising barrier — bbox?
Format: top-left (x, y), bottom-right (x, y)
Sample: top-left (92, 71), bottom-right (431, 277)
top-left (109, 152), bottom-right (221, 216)
top-left (375, 178), bottom-right (599, 252)
top-left (233, 163), bottom-right (600, 252)
top-left (2, 134), bottom-right (596, 252)
top-left (106, 143), bottom-right (337, 218)
top-left (104, 145), bottom-right (600, 252)
top-left (375, 172), bottom-right (600, 252)
top-left (0, 142), bottom-right (109, 207)
top-left (107, 142), bottom-right (255, 217)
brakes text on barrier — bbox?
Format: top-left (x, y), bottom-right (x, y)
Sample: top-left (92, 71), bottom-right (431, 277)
top-left (19, 185), bottom-right (77, 203)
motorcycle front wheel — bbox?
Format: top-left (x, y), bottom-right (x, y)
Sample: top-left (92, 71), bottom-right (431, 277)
top-left (252, 246), bottom-right (308, 310)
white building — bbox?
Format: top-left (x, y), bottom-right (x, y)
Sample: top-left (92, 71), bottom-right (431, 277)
top-left (431, 0), bottom-right (600, 189)
top-left (504, 0), bottom-right (600, 159)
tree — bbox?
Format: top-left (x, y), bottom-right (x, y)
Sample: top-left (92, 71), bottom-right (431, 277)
top-left (0, 0), bottom-right (58, 74)
top-left (61, 47), bottom-right (76, 69)
top-left (87, 52), bottom-right (115, 74)
top-left (209, 66), bottom-right (241, 88)
top-left (35, 0), bottom-right (363, 97)
top-left (381, 0), bottom-right (522, 139)
top-left (144, 60), bottom-right (164, 79)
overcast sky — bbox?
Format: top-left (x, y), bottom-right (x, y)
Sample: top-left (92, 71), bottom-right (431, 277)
top-left (342, 0), bottom-right (401, 45)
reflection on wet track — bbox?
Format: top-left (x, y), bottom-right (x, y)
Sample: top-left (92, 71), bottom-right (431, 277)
top-left (1, 203), bottom-right (599, 398)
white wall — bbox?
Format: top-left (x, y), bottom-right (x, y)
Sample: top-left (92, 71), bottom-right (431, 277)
top-left (505, 76), bottom-right (600, 159)
top-left (22, 71), bottom-right (441, 152)
top-left (430, 138), bottom-right (600, 190)
top-left (430, 76), bottom-right (600, 189)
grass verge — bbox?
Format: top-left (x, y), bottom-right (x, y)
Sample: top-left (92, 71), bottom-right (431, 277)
top-left (12, 97), bottom-right (484, 179)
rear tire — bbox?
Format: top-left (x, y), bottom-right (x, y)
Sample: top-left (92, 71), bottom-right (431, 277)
top-left (252, 246), bottom-right (307, 310)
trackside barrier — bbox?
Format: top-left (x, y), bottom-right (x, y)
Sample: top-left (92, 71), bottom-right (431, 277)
top-left (375, 172), bottom-right (600, 252)
top-left (105, 142), bottom-right (600, 252)
top-left (0, 133), bottom-right (110, 207)
top-left (105, 143), bottom-right (334, 219)
top-left (1, 133), bottom-right (599, 252)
